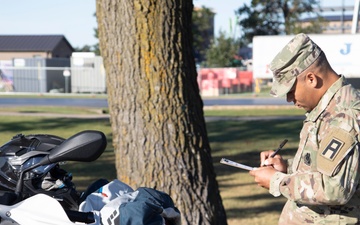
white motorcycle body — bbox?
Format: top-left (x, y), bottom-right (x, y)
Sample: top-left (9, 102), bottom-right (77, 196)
top-left (0, 131), bottom-right (180, 225)
top-left (0, 194), bottom-right (91, 225)
top-left (0, 180), bottom-right (181, 225)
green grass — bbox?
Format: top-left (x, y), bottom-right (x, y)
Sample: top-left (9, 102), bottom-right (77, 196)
top-left (0, 105), bottom-right (302, 117)
top-left (204, 106), bottom-right (304, 117)
top-left (0, 106), bottom-right (304, 225)
top-left (0, 115), bottom-right (116, 194)
top-left (207, 119), bottom-right (302, 224)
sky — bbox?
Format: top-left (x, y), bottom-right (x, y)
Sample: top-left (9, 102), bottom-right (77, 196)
top-left (0, 0), bottom-right (357, 48)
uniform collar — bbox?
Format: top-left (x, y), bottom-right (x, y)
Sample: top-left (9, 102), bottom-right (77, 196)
top-left (305, 75), bottom-right (345, 122)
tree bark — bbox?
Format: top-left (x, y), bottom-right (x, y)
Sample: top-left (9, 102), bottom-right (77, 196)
top-left (96, 0), bottom-right (227, 224)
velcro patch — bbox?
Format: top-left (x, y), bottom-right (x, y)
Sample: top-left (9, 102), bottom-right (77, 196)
top-left (321, 138), bottom-right (344, 161)
top-left (317, 127), bottom-right (356, 176)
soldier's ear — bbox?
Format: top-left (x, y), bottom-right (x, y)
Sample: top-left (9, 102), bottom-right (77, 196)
top-left (304, 72), bottom-right (318, 88)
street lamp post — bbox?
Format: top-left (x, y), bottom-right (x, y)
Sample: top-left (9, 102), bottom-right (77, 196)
top-left (63, 69), bottom-right (71, 93)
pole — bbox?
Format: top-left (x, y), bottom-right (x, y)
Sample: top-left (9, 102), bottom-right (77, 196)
top-left (351, 0), bottom-right (360, 33)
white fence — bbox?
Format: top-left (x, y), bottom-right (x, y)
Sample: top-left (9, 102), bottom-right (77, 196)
top-left (0, 57), bottom-right (106, 94)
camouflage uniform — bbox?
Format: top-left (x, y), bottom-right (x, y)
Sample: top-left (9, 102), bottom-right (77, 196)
top-left (269, 34), bottom-right (360, 224)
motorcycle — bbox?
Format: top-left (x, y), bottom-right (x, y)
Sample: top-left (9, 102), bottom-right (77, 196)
top-left (0, 130), bottom-right (180, 225)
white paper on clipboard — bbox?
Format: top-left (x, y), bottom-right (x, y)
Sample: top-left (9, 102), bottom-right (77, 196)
top-left (220, 158), bottom-right (255, 171)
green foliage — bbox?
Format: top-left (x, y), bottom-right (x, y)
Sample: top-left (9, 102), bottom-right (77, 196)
top-left (74, 12), bottom-right (100, 55)
top-left (204, 107), bottom-right (304, 117)
top-left (73, 45), bottom-right (95, 52)
top-left (237, 2), bottom-right (282, 42)
top-left (203, 31), bottom-right (241, 68)
top-left (236, 0), bottom-right (323, 43)
top-left (93, 15), bottom-right (101, 56)
top-left (292, 16), bottom-right (328, 34)
top-left (192, 6), bottom-right (216, 63)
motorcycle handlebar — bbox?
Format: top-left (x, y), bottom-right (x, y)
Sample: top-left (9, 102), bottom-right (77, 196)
top-left (65, 210), bottom-right (95, 224)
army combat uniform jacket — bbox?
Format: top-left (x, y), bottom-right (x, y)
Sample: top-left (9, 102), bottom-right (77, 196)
top-left (269, 76), bottom-right (360, 224)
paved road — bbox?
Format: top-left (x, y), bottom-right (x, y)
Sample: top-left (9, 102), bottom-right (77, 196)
top-left (0, 97), bottom-right (291, 108)
top-left (0, 97), bottom-right (108, 108)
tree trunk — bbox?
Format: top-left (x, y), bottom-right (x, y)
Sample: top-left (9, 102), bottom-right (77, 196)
top-left (96, 0), bottom-right (227, 224)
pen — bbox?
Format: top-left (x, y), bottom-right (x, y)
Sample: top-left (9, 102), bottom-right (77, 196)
top-left (270, 139), bottom-right (288, 158)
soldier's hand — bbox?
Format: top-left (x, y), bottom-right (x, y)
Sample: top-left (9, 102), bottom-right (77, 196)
top-left (260, 150), bottom-right (287, 173)
top-left (249, 166), bottom-right (276, 189)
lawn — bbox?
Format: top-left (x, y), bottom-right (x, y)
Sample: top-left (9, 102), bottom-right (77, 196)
top-left (207, 119), bottom-right (301, 224)
top-left (0, 106), bottom-right (304, 225)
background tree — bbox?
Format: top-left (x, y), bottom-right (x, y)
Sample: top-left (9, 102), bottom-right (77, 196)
top-left (237, 0), bottom-right (324, 43)
top-left (204, 31), bottom-right (241, 68)
top-left (93, 28), bottom-right (100, 56)
top-left (74, 13), bottom-right (100, 55)
top-left (93, 12), bottom-right (101, 56)
top-left (73, 44), bottom-right (94, 52)
top-left (96, 0), bottom-right (227, 224)
top-left (192, 6), bottom-right (215, 64)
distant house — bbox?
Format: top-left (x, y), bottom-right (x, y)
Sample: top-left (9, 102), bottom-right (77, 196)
top-left (300, 14), bottom-right (360, 34)
top-left (0, 35), bottom-right (74, 60)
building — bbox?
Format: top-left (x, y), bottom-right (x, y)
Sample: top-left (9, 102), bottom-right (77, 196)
top-left (0, 35), bottom-right (74, 93)
top-left (0, 35), bottom-right (74, 60)
top-left (301, 14), bottom-right (360, 34)
top-left (301, 1), bottom-right (360, 34)
top-left (322, 15), bottom-right (359, 34)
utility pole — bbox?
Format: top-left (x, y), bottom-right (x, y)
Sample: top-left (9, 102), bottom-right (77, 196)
top-left (342, 0), bottom-right (345, 33)
top-left (351, 0), bottom-right (360, 33)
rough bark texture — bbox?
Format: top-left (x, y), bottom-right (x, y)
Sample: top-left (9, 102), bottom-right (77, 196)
top-left (96, 0), bottom-right (227, 224)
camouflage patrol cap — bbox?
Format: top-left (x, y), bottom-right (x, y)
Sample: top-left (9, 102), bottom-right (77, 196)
top-left (269, 33), bottom-right (323, 97)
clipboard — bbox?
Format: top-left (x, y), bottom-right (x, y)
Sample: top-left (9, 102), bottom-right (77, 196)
top-left (220, 158), bottom-right (255, 171)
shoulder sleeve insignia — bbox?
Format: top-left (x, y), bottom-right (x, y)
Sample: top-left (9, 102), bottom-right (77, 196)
top-left (317, 127), bottom-right (357, 176)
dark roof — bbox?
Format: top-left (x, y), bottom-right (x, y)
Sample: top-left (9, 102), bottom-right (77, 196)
top-left (323, 15), bottom-right (354, 21)
top-left (0, 35), bottom-right (74, 52)
top-left (301, 14), bottom-right (354, 22)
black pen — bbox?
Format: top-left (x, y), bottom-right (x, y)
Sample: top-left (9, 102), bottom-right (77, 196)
top-left (270, 139), bottom-right (288, 158)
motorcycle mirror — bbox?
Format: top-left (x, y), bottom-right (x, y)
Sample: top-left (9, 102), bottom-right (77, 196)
top-left (37, 130), bottom-right (107, 166)
top-left (15, 130), bottom-right (107, 197)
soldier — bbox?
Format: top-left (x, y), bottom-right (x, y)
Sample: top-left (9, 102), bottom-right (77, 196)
top-left (249, 33), bottom-right (360, 224)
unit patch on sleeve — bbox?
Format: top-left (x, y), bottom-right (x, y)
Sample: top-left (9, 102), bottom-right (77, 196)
top-left (321, 138), bottom-right (344, 161)
top-left (317, 127), bottom-right (356, 176)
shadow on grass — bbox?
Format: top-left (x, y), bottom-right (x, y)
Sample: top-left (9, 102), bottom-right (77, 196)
top-left (207, 119), bottom-right (301, 143)
top-left (207, 119), bottom-right (302, 220)
top-left (209, 120), bottom-right (300, 176)
top-left (225, 200), bottom-right (286, 219)
top-left (0, 117), bottom-right (111, 135)
top-left (62, 149), bottom-right (117, 191)
top-left (0, 116), bottom-right (302, 222)
top-left (0, 116), bottom-right (116, 191)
